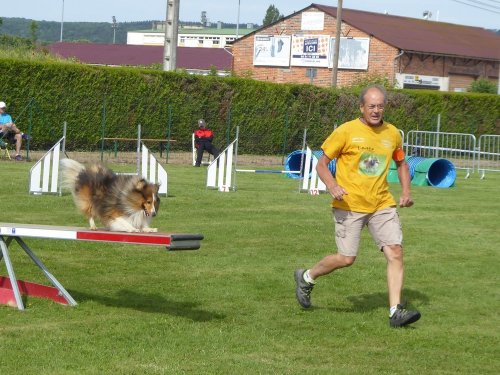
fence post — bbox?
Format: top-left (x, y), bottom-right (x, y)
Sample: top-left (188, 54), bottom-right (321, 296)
top-left (226, 105), bottom-right (232, 147)
top-left (281, 111), bottom-right (289, 165)
top-left (232, 126), bottom-right (240, 191)
top-left (26, 99), bottom-right (34, 161)
top-left (136, 124), bottom-right (142, 175)
top-left (164, 104), bottom-right (173, 162)
top-left (435, 113), bottom-right (441, 158)
top-left (100, 98), bottom-right (106, 162)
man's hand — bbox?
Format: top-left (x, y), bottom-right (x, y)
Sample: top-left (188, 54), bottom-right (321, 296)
top-left (399, 194), bottom-right (414, 208)
top-left (329, 185), bottom-right (348, 201)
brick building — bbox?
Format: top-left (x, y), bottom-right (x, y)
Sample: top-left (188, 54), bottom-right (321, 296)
top-left (231, 3), bottom-right (500, 92)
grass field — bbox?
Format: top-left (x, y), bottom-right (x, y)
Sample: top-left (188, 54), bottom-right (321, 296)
top-left (0, 158), bottom-right (498, 374)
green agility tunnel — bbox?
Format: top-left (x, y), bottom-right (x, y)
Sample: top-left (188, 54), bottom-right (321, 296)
top-left (388, 156), bottom-right (456, 188)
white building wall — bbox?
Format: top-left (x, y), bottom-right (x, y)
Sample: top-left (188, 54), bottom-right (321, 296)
top-left (127, 31), bottom-right (244, 48)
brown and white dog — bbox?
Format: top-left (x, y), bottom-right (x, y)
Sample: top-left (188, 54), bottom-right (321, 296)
top-left (60, 159), bottom-right (160, 232)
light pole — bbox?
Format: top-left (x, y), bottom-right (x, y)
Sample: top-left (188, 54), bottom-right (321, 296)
top-left (60, 0), bottom-right (65, 42)
top-left (236, 0), bottom-right (241, 38)
top-left (112, 16), bottom-right (117, 44)
top-left (163, 0), bottom-right (179, 71)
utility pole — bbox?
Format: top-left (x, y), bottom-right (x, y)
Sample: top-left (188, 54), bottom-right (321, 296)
top-left (112, 16), bottom-right (117, 44)
top-left (331, 0), bottom-right (343, 87)
top-left (60, 0), bottom-right (65, 42)
top-left (163, 0), bottom-right (180, 71)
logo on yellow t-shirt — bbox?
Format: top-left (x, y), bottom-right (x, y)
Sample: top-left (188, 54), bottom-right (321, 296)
top-left (358, 152), bottom-right (387, 176)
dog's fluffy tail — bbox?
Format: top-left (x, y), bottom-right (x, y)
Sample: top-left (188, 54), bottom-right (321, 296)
top-left (60, 158), bottom-right (85, 192)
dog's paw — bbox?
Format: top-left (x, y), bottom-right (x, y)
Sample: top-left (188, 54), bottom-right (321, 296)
top-left (127, 228), bottom-right (141, 233)
top-left (142, 227), bottom-right (158, 233)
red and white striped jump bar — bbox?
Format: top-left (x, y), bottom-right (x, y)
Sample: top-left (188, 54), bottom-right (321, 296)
top-left (0, 223), bottom-right (203, 250)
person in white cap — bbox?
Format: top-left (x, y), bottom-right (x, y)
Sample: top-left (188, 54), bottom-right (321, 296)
top-left (0, 101), bottom-right (30, 161)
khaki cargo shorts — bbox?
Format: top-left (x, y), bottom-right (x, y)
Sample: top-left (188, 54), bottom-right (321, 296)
top-left (332, 207), bottom-right (403, 256)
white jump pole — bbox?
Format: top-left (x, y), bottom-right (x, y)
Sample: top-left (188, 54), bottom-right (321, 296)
top-left (235, 127), bottom-right (307, 176)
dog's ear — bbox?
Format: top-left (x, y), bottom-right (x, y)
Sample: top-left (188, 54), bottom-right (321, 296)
top-left (135, 178), bottom-right (148, 191)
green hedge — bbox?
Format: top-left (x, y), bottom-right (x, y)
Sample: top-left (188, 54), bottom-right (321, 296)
top-left (0, 58), bottom-right (498, 155)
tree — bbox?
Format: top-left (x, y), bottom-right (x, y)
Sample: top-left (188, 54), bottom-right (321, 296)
top-left (469, 78), bottom-right (497, 94)
top-left (263, 5), bottom-right (283, 26)
top-left (30, 21), bottom-right (39, 44)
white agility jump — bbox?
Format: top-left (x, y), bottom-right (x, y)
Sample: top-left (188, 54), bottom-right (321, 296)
top-left (207, 141), bottom-right (327, 195)
top-left (141, 143), bottom-right (168, 195)
top-left (300, 146), bottom-right (327, 195)
top-left (206, 139), bottom-right (236, 191)
top-left (29, 136), bottom-right (65, 195)
top-left (206, 127), bottom-right (306, 192)
top-left (29, 123), bottom-right (168, 196)
top-left (0, 222), bottom-right (203, 310)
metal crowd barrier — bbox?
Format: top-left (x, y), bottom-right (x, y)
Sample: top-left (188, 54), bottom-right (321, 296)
top-left (477, 135), bottom-right (500, 179)
top-left (405, 130), bottom-right (476, 178)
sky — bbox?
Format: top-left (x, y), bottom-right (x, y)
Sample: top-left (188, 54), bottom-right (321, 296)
top-left (1, 0), bottom-right (499, 30)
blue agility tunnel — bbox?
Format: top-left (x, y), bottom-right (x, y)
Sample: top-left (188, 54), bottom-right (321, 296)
top-left (284, 150), bottom-right (336, 179)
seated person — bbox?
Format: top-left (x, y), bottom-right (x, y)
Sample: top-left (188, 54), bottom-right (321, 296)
top-left (193, 119), bottom-right (220, 167)
top-left (0, 101), bottom-right (30, 161)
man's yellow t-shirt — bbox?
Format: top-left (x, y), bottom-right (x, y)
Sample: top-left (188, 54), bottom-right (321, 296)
top-left (321, 118), bottom-right (402, 213)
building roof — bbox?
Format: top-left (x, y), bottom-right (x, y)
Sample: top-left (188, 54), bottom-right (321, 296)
top-left (47, 42), bottom-right (233, 71)
top-left (235, 3), bottom-right (500, 61)
top-left (313, 4), bottom-right (500, 61)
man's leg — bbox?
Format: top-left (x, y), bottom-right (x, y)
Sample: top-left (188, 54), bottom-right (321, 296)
top-left (15, 133), bottom-right (22, 155)
top-left (383, 244), bottom-right (421, 327)
top-left (382, 244), bottom-right (404, 308)
top-left (6, 132), bottom-right (22, 160)
top-left (294, 253), bottom-right (356, 308)
top-left (309, 253), bottom-right (356, 279)
top-left (195, 144), bottom-right (205, 166)
top-left (209, 144), bottom-right (220, 159)
top-left (295, 209), bottom-right (364, 308)
top-left (369, 208), bottom-right (421, 327)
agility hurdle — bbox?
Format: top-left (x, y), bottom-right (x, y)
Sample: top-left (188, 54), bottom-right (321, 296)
top-left (207, 139), bottom-right (236, 191)
top-left (0, 222), bottom-right (204, 310)
top-left (29, 124), bottom-right (168, 196)
top-left (235, 127), bottom-right (306, 177)
top-left (29, 122), bottom-right (67, 195)
top-left (206, 127), bottom-right (306, 192)
top-left (140, 143), bottom-right (168, 195)
top-left (300, 146), bottom-right (327, 195)
top-left (109, 124), bottom-right (168, 195)
top-left (29, 136), bottom-right (65, 195)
